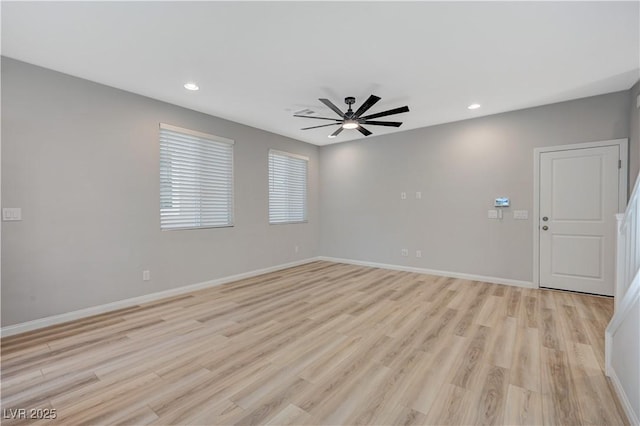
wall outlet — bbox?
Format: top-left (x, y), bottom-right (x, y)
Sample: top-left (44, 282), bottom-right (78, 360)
top-left (401, 249), bottom-right (409, 257)
top-left (416, 250), bottom-right (422, 258)
top-left (2, 208), bottom-right (22, 221)
top-left (415, 192), bottom-right (422, 199)
top-left (513, 210), bottom-right (529, 220)
top-left (142, 270), bottom-right (151, 281)
top-left (401, 192), bottom-right (407, 200)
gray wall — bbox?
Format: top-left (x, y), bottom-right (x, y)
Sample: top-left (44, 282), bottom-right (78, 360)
top-left (1, 58), bottom-right (320, 325)
top-left (319, 92), bottom-right (631, 282)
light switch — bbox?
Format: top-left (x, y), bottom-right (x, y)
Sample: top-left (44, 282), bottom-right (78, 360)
top-left (2, 208), bottom-right (22, 221)
top-left (401, 192), bottom-right (407, 200)
top-left (513, 210), bottom-right (529, 220)
top-left (488, 210), bottom-right (498, 219)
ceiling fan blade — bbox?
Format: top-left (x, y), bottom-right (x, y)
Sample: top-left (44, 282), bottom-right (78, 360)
top-left (356, 126), bottom-right (372, 136)
top-left (330, 127), bottom-right (344, 138)
top-left (301, 123), bottom-right (342, 130)
top-left (360, 105), bottom-right (410, 120)
top-left (353, 95), bottom-right (381, 118)
top-left (319, 98), bottom-right (346, 118)
top-left (359, 120), bottom-right (402, 127)
top-left (293, 115), bottom-right (341, 122)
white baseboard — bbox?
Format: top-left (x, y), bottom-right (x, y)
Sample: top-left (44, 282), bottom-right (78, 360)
top-left (317, 256), bottom-right (534, 288)
top-left (0, 257), bottom-right (318, 338)
top-left (607, 359), bottom-right (640, 426)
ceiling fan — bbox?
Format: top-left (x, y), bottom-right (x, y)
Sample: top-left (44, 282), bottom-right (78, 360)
top-left (294, 95), bottom-right (409, 138)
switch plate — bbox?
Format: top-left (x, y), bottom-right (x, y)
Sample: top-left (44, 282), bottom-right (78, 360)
top-left (416, 250), bottom-right (422, 258)
top-left (513, 210), bottom-right (529, 220)
top-left (401, 249), bottom-right (409, 257)
top-left (142, 270), bottom-right (151, 281)
top-left (488, 210), bottom-right (498, 219)
top-left (2, 208), bottom-right (22, 221)
top-left (415, 192), bottom-right (422, 199)
top-left (401, 192), bottom-right (407, 200)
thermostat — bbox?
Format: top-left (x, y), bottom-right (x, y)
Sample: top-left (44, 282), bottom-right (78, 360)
top-left (495, 197), bottom-right (510, 207)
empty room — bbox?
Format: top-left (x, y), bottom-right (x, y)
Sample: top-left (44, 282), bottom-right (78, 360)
top-left (1, 1), bottom-right (639, 425)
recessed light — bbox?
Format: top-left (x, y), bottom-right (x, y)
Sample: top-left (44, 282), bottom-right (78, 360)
top-left (184, 82), bottom-right (199, 91)
top-left (342, 120), bottom-right (359, 130)
top-left (467, 103), bottom-right (481, 110)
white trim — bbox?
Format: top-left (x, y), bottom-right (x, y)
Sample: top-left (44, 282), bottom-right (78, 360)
top-left (610, 260), bottom-right (640, 331)
top-left (615, 213), bottom-right (625, 311)
top-left (159, 123), bottom-right (234, 145)
top-left (605, 328), bottom-right (612, 376)
top-left (0, 258), bottom-right (318, 338)
top-left (317, 256), bottom-right (534, 288)
top-left (607, 358), bottom-right (640, 426)
top-left (604, 277), bottom-right (637, 381)
top-left (532, 138), bottom-right (629, 289)
top-left (603, 267), bottom-right (635, 379)
top-left (606, 266), bottom-right (640, 343)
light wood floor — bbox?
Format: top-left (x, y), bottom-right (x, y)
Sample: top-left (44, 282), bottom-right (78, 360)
top-left (0, 261), bottom-right (628, 425)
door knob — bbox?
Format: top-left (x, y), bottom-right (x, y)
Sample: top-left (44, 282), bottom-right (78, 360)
top-left (542, 216), bottom-right (548, 221)
top-left (542, 225), bottom-right (549, 231)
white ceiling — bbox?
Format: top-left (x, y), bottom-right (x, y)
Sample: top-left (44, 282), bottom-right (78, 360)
top-left (2, 1), bottom-right (639, 146)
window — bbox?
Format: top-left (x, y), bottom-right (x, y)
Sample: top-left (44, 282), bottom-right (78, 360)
top-left (159, 123), bottom-right (234, 230)
top-left (269, 149), bottom-right (308, 224)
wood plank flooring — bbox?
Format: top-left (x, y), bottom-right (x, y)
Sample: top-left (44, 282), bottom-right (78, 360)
top-left (0, 261), bottom-right (628, 425)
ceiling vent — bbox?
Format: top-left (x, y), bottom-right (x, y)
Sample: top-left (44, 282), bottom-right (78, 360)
top-left (294, 108), bottom-right (315, 116)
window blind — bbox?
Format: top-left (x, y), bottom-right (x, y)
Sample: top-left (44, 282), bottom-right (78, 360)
top-left (159, 123), bottom-right (234, 230)
top-left (269, 149), bottom-right (308, 224)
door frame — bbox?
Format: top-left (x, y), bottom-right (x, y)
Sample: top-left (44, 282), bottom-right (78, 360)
top-left (532, 139), bottom-right (628, 289)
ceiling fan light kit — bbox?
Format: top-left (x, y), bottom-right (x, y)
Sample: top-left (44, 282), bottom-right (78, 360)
top-left (342, 120), bottom-right (359, 129)
top-left (294, 95), bottom-right (409, 138)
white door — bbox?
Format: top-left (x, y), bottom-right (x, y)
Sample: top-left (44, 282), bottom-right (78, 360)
top-left (539, 145), bottom-right (620, 296)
